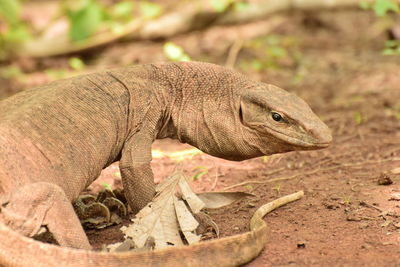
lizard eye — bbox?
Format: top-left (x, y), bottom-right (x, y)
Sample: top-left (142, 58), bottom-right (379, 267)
top-left (271, 112), bottom-right (283, 122)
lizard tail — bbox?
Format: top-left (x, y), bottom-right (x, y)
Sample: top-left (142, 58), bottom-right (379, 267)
top-left (0, 221), bottom-right (266, 267)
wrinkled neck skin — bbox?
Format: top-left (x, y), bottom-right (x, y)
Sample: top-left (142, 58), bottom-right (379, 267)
top-left (149, 62), bottom-right (298, 161)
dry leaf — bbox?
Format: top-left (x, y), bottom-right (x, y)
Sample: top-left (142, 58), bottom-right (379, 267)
top-left (173, 197), bottom-right (201, 244)
top-left (197, 191), bottom-right (254, 209)
top-left (123, 194), bottom-right (182, 248)
top-left (120, 170), bottom-right (255, 252)
top-left (179, 176), bottom-right (205, 213)
top-left (122, 170), bottom-right (199, 249)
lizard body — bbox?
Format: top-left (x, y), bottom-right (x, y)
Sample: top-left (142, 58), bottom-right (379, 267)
top-left (0, 62), bottom-right (331, 266)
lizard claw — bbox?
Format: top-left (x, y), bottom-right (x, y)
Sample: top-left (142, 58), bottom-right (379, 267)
top-left (73, 189), bottom-right (128, 229)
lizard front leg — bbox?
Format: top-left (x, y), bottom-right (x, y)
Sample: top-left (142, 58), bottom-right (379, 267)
top-left (119, 133), bottom-right (155, 214)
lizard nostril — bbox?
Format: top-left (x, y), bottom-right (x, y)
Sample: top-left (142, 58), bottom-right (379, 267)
top-left (314, 125), bottom-right (332, 145)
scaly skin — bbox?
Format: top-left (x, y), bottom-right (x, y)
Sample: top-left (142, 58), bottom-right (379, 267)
top-left (0, 62), bottom-right (331, 265)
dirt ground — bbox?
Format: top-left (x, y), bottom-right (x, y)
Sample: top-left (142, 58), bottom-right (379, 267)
top-left (2, 7), bottom-right (400, 267)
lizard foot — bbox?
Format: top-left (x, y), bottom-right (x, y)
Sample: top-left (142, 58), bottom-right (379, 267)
top-left (1, 182), bottom-right (92, 249)
top-left (74, 189), bottom-right (127, 229)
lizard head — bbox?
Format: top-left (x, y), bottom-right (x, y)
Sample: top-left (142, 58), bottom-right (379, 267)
top-left (238, 84), bottom-right (332, 156)
top-left (167, 62), bottom-right (331, 161)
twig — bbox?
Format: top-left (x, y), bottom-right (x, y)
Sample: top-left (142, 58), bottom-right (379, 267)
top-left (225, 39), bottom-right (244, 68)
top-left (250, 191), bottom-right (304, 230)
top-left (263, 167), bottom-right (286, 177)
top-left (359, 201), bottom-right (383, 212)
top-left (210, 167), bottom-right (219, 191)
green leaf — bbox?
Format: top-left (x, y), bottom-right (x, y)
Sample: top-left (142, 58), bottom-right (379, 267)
top-left (139, 1), bottom-right (162, 19)
top-left (265, 35), bottom-right (281, 46)
top-left (359, 1), bottom-right (371, 9)
top-left (266, 46), bottom-right (287, 58)
top-left (382, 40), bottom-right (400, 55)
top-left (112, 1), bottom-right (134, 20)
top-left (0, 65), bottom-right (22, 79)
top-left (163, 42), bottom-right (191, 61)
top-left (354, 111), bottom-right (364, 124)
top-left (4, 23), bottom-right (29, 42)
top-left (112, 171), bottom-right (121, 178)
top-left (0, 0), bottom-right (20, 25)
top-left (244, 185), bottom-right (253, 190)
top-left (382, 48), bottom-right (396, 55)
top-left (192, 166), bottom-right (209, 181)
top-left (384, 40), bottom-right (400, 48)
top-left (234, 1), bottom-right (250, 12)
top-left (209, 0), bottom-right (231, 13)
top-left (102, 182), bottom-right (112, 191)
top-left (67, 0), bottom-right (105, 42)
top-left (45, 69), bottom-right (68, 79)
top-left (68, 57), bottom-right (85, 70)
top-left (373, 0), bottom-right (399, 17)
top-left (250, 59), bottom-right (263, 72)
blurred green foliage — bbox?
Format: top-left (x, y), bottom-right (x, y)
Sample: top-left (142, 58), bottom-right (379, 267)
top-left (209, 0), bottom-right (231, 13)
top-left (68, 57), bottom-right (86, 70)
top-left (139, 1), bottom-right (162, 19)
top-left (0, 0), bottom-right (30, 55)
top-left (0, 0), bottom-right (20, 24)
top-left (360, 0), bottom-right (400, 56)
top-left (0, 64), bottom-right (23, 79)
top-left (382, 40), bottom-right (400, 55)
top-left (111, 1), bottom-right (134, 21)
top-left (209, 0), bottom-right (249, 13)
top-left (163, 42), bottom-right (191, 61)
top-left (0, 0), bottom-right (164, 51)
top-left (65, 0), bottom-right (163, 42)
top-left (240, 35), bottom-right (301, 72)
top-left (360, 0), bottom-right (399, 17)
top-left (354, 111), bottom-right (365, 125)
top-left (66, 0), bottom-right (106, 41)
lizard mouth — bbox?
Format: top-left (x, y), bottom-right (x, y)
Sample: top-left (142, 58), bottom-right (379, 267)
top-left (312, 142), bottom-right (331, 148)
top-left (266, 127), bottom-right (330, 149)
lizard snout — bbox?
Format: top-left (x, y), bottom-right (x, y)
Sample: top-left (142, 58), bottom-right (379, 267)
top-left (310, 123), bottom-right (332, 147)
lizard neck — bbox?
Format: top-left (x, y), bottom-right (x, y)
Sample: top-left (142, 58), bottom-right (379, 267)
top-left (149, 62), bottom-right (253, 158)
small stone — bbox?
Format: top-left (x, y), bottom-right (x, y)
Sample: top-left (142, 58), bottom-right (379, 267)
top-left (361, 243), bottom-right (372, 249)
top-left (377, 173), bottom-right (393, 186)
top-left (389, 193), bottom-right (400, 201)
top-left (346, 213), bottom-right (361, 222)
top-left (297, 242), bottom-right (306, 249)
top-left (391, 167), bottom-right (400, 174)
top-left (381, 220), bottom-right (391, 227)
top-left (324, 202), bottom-right (339, 210)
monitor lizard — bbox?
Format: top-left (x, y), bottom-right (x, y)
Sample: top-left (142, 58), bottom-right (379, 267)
top-left (0, 61), bottom-right (331, 266)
